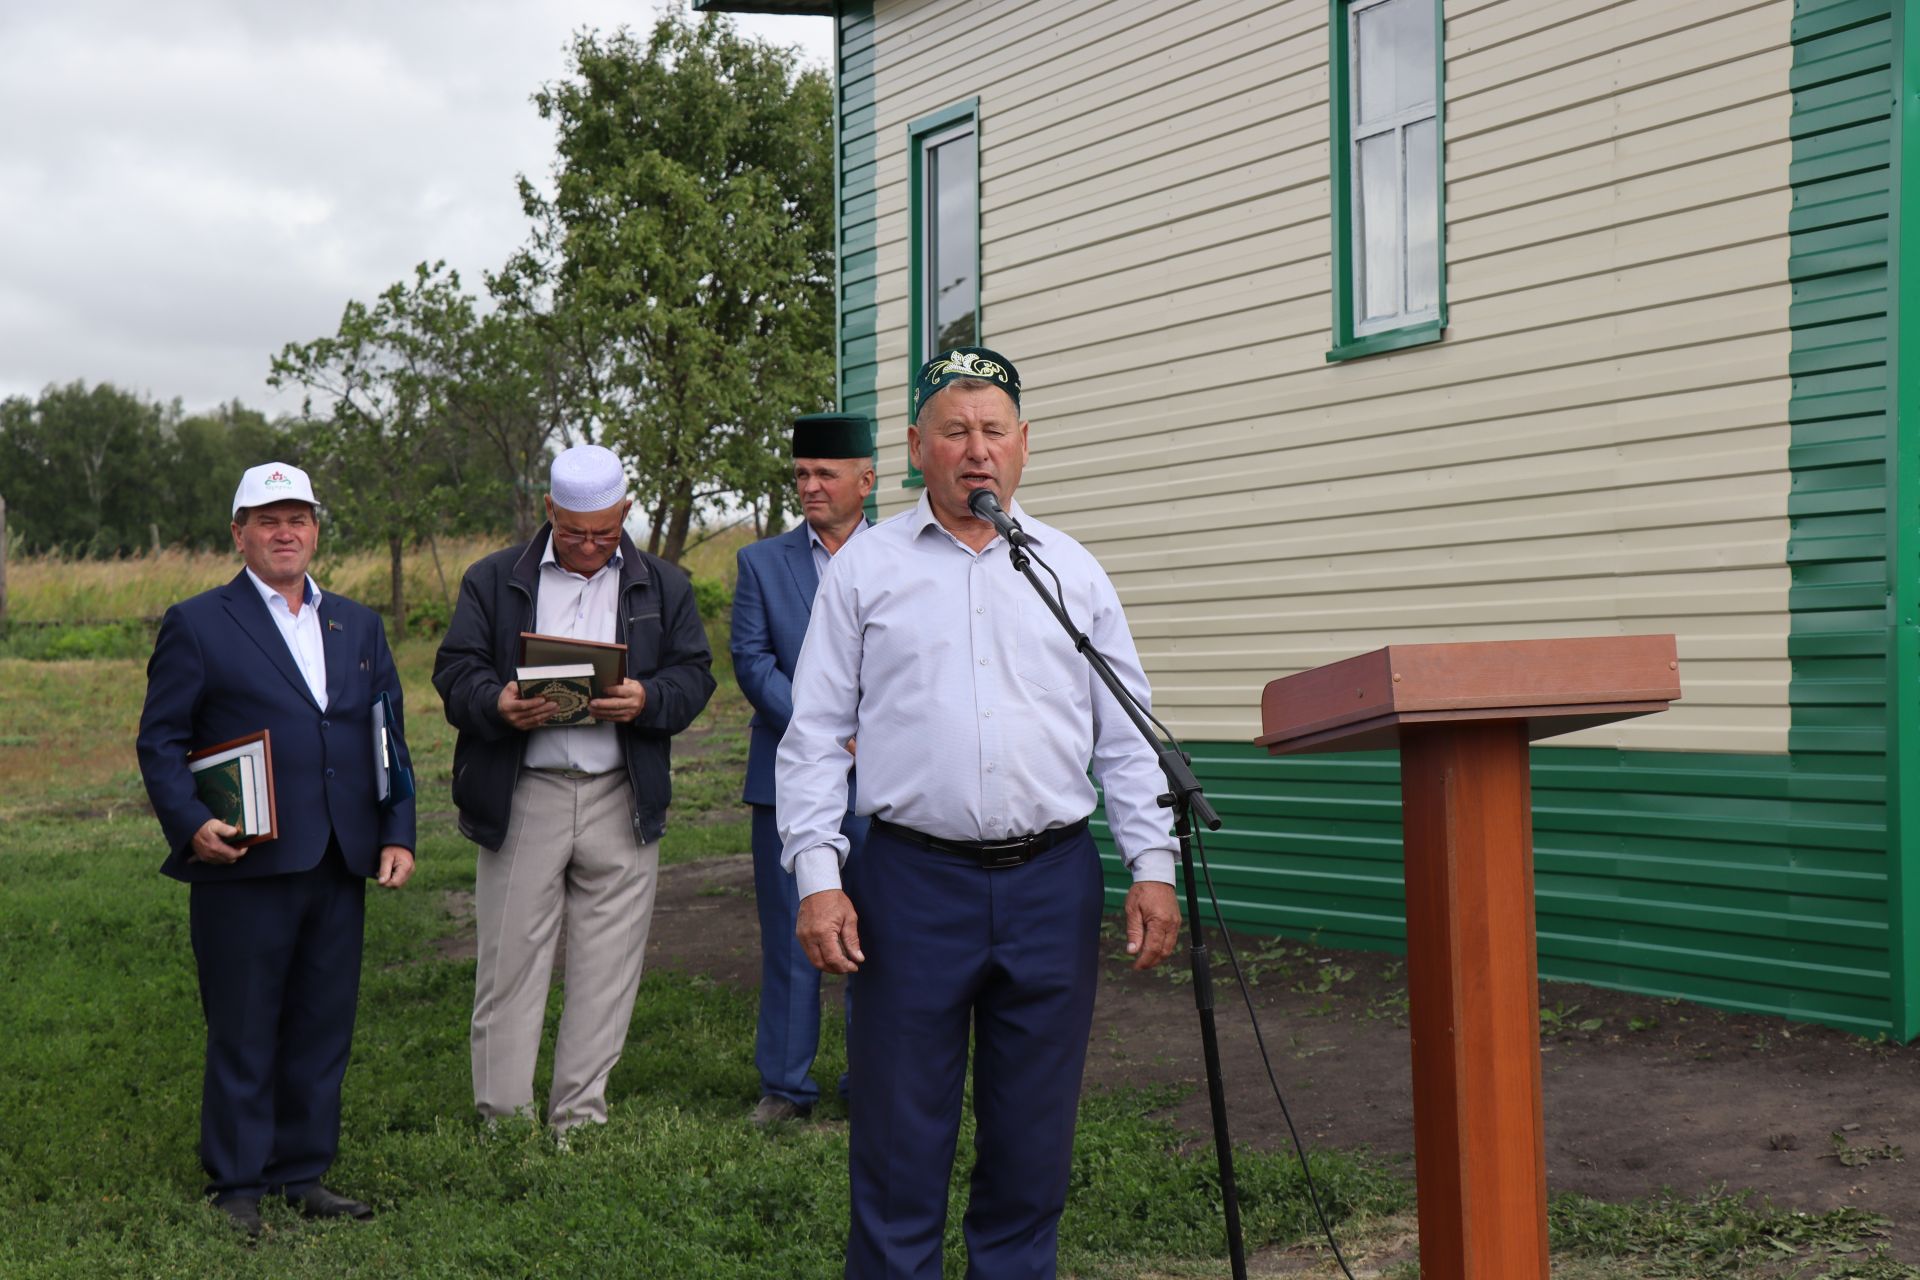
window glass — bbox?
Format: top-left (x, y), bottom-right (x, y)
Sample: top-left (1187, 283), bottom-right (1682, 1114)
top-left (1358, 132), bottom-right (1400, 323)
top-left (1404, 118), bottom-right (1439, 313)
top-left (1343, 0), bottom-right (1441, 343)
top-left (928, 129), bottom-right (978, 353)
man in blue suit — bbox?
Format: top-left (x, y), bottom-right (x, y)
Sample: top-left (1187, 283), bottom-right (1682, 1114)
top-left (732, 413), bottom-right (874, 1126)
top-left (136, 462), bottom-right (416, 1240)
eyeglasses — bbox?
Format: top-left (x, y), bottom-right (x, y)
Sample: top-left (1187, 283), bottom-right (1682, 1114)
top-left (554, 527), bottom-right (622, 547)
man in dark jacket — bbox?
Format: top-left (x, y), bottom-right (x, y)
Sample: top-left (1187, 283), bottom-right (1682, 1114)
top-left (137, 461), bottom-right (415, 1239)
top-left (432, 445), bottom-right (715, 1137)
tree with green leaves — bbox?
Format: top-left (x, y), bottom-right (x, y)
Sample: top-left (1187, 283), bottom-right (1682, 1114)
top-left (161, 401), bottom-right (294, 549)
top-left (514, 9), bottom-right (835, 562)
top-left (269, 261), bottom-right (475, 633)
top-left (0, 381), bottom-right (173, 555)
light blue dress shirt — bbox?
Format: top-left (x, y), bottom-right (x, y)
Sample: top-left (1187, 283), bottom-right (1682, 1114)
top-left (776, 493), bottom-right (1177, 899)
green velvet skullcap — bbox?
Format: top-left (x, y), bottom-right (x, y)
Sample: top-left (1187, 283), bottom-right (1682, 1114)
top-left (791, 412), bottom-right (874, 459)
top-left (913, 346), bottom-right (1021, 417)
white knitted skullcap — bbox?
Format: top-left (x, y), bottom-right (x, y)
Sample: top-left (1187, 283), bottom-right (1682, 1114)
top-left (549, 445), bottom-right (627, 513)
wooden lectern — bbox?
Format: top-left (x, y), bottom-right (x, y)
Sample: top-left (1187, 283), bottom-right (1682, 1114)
top-left (1254, 635), bottom-right (1681, 1280)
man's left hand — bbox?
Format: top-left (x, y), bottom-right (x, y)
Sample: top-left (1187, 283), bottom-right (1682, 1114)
top-left (590, 678), bottom-right (648, 724)
top-left (1123, 881), bottom-right (1180, 971)
top-left (377, 845), bottom-right (415, 888)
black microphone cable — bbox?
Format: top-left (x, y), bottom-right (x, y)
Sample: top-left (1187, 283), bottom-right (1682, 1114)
top-left (1017, 539), bottom-right (1363, 1280)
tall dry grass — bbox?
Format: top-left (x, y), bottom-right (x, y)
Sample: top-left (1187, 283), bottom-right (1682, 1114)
top-left (6, 524), bottom-right (758, 624)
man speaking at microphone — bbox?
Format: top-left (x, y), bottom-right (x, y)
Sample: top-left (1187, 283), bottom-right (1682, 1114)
top-left (776, 347), bottom-right (1181, 1280)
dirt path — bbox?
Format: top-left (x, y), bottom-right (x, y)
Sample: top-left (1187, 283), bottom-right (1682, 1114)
top-left (640, 854), bottom-right (1920, 1265)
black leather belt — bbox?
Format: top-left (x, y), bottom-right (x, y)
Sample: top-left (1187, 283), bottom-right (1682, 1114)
top-left (870, 817), bottom-right (1089, 870)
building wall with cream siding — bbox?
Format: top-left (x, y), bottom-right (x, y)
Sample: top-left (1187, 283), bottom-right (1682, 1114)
top-left (824, 0), bottom-right (1912, 1036)
top-left (858, 0), bottom-right (1794, 755)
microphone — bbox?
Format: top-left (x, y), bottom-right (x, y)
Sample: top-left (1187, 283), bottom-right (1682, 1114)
top-left (967, 488), bottom-right (1028, 547)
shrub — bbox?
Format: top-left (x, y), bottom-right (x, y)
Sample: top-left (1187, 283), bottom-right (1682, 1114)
top-left (0, 620), bottom-right (155, 661)
top-left (692, 575), bottom-right (732, 621)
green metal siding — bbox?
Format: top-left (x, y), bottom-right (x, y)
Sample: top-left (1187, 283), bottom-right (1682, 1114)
top-left (1095, 739), bottom-right (1895, 1034)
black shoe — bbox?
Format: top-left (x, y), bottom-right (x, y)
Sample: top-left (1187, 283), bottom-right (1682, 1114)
top-left (751, 1095), bottom-right (813, 1128)
top-left (288, 1185), bottom-right (374, 1221)
top-left (217, 1196), bottom-right (264, 1240)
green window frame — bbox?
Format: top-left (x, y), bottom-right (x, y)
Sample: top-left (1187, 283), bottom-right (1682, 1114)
top-left (1328, 0), bottom-right (1447, 362)
top-left (904, 97), bottom-right (981, 486)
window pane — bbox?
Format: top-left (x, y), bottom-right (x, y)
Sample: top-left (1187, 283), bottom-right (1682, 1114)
top-left (927, 131), bottom-right (977, 354)
top-left (1404, 118), bottom-right (1438, 314)
top-left (1357, 131), bottom-right (1399, 322)
top-left (1355, 0), bottom-right (1435, 126)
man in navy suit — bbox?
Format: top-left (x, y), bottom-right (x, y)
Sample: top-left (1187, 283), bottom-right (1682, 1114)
top-left (136, 462), bottom-right (416, 1240)
top-left (732, 413), bottom-right (874, 1126)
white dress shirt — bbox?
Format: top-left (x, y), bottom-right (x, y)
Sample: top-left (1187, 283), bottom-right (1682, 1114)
top-left (245, 568), bottom-right (327, 710)
top-left (776, 492), bottom-right (1176, 899)
top-left (522, 535), bottom-right (625, 775)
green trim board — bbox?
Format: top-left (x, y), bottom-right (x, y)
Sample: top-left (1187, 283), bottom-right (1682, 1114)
top-left (1326, 0), bottom-right (1448, 363)
top-left (833, 3), bottom-right (880, 519)
top-left (902, 96), bottom-right (982, 488)
top-left (1886, 0), bottom-right (1920, 1037)
top-left (1789, 0), bottom-right (1902, 1032)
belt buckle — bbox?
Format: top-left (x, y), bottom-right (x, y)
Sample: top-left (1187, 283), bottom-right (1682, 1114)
top-left (979, 840), bottom-right (1030, 870)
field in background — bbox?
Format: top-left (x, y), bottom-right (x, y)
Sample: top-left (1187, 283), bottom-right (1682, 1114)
top-left (4, 522), bottom-right (757, 626)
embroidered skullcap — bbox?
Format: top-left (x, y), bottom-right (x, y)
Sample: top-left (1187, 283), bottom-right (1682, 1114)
top-left (549, 445), bottom-right (627, 513)
top-left (913, 346), bottom-right (1021, 417)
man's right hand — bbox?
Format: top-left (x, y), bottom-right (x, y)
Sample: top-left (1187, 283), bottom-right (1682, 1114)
top-left (190, 818), bottom-right (247, 865)
top-left (497, 681), bottom-right (558, 731)
top-left (797, 889), bottom-right (864, 974)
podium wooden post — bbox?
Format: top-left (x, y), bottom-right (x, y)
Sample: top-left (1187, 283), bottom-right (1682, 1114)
top-left (1254, 635), bottom-right (1681, 1280)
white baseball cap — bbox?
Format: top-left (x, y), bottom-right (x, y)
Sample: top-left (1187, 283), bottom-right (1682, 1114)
top-left (231, 461), bottom-right (319, 519)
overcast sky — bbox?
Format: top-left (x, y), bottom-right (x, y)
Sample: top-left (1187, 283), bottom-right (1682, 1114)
top-left (0, 1), bottom-right (833, 418)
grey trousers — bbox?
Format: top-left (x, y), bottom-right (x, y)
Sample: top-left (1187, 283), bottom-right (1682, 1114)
top-left (471, 768), bottom-right (661, 1130)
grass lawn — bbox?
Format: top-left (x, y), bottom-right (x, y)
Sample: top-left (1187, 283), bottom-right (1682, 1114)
top-left (2, 561), bottom-right (1914, 1277)
top-left (0, 629), bottom-right (1410, 1279)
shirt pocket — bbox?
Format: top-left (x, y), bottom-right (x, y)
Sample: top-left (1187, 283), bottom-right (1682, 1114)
top-left (1015, 594), bottom-right (1081, 694)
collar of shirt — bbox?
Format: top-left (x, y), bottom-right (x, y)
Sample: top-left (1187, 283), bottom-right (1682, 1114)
top-left (805, 516), bottom-right (868, 557)
top-left (906, 491), bottom-right (1044, 552)
top-left (540, 531), bottom-right (623, 581)
top-left (243, 566), bottom-right (321, 615)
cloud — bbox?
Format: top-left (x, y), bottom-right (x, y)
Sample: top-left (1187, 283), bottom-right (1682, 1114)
top-left (0, 0), bottom-right (831, 414)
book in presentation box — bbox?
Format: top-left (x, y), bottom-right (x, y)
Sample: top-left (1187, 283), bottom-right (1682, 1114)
top-left (515, 664), bottom-right (597, 728)
top-left (186, 729), bottom-right (277, 845)
top-left (518, 632), bottom-right (626, 730)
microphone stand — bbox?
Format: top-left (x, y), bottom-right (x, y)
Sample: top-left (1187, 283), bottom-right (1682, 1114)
top-left (1004, 535), bottom-right (1249, 1280)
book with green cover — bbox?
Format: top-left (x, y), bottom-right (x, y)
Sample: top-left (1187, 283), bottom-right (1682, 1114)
top-left (516, 663), bottom-right (597, 728)
top-left (194, 757), bottom-right (249, 830)
top-left (186, 730), bottom-right (275, 843)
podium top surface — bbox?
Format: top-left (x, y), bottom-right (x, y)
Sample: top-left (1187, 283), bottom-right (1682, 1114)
top-left (1254, 635), bottom-right (1681, 755)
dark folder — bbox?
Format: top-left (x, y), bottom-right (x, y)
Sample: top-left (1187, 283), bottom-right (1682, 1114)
top-left (372, 691), bottom-right (415, 812)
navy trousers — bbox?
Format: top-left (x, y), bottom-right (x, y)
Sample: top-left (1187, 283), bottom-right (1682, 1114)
top-left (843, 823), bottom-right (1106, 1280)
top-left (188, 842), bottom-right (365, 1203)
top-left (752, 803), bottom-right (868, 1106)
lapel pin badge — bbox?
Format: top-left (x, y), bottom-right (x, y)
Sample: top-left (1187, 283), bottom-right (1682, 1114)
top-left (327, 619), bottom-right (345, 632)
